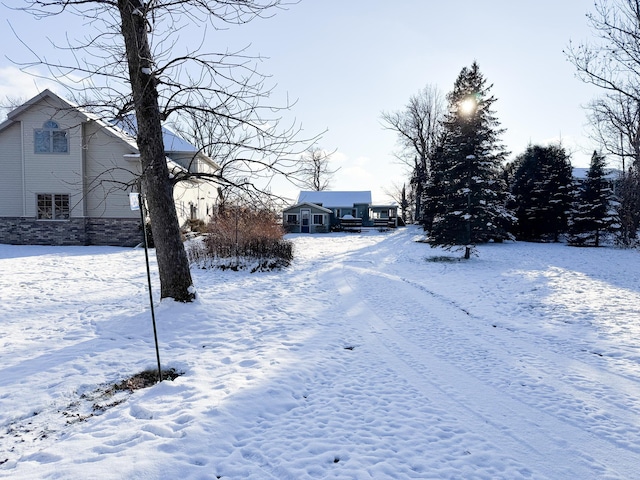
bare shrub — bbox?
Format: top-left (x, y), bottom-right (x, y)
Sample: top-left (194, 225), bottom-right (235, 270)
top-left (189, 206), bottom-right (293, 270)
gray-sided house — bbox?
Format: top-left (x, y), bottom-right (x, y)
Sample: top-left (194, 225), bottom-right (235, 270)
top-left (0, 89), bottom-right (219, 246)
top-left (283, 190), bottom-right (398, 233)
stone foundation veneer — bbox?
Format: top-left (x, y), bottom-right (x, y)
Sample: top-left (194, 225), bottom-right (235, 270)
top-left (0, 217), bottom-right (143, 247)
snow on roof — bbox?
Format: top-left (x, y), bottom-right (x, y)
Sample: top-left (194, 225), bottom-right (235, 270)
top-left (283, 201), bottom-right (332, 213)
top-left (162, 127), bottom-right (199, 153)
top-left (296, 191), bottom-right (372, 207)
top-left (572, 167), bottom-right (621, 180)
top-left (113, 116), bottom-right (198, 153)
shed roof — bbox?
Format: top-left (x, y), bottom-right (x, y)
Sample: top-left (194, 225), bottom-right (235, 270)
top-left (296, 191), bottom-right (372, 207)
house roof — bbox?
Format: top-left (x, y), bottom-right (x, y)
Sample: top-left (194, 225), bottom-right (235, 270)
top-left (1, 89), bottom-right (219, 170)
top-left (296, 191), bottom-right (372, 207)
top-left (0, 89), bottom-right (139, 151)
top-left (283, 201), bottom-right (332, 214)
top-left (572, 167), bottom-right (621, 181)
top-left (113, 115), bottom-right (199, 153)
top-left (111, 115), bottom-right (220, 171)
top-left (5, 89), bottom-right (89, 124)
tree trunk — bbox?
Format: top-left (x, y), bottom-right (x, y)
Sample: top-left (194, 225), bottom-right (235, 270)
top-left (118, 0), bottom-right (195, 302)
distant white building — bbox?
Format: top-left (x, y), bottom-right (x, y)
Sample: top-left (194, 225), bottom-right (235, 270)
top-left (572, 167), bottom-right (622, 196)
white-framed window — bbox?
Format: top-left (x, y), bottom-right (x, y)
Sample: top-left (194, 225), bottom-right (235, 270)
top-left (313, 214), bottom-right (324, 225)
top-left (37, 194), bottom-right (70, 220)
top-left (34, 120), bottom-right (69, 154)
top-left (286, 214), bottom-right (299, 225)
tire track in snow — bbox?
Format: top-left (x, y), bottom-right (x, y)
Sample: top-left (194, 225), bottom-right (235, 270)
top-left (342, 263), bottom-right (640, 450)
top-left (335, 261), bottom-right (639, 479)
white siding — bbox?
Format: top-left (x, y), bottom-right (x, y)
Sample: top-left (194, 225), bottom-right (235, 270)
top-left (83, 121), bottom-right (139, 219)
top-left (0, 122), bottom-right (24, 216)
top-left (1, 91), bottom-right (219, 227)
top-left (173, 179), bottom-right (218, 225)
top-left (19, 102), bottom-right (85, 218)
top-left (168, 152), bottom-right (219, 224)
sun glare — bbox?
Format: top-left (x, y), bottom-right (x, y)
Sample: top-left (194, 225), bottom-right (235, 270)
top-left (459, 97), bottom-right (477, 115)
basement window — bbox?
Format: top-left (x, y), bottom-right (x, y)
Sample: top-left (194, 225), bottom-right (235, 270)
top-left (37, 194), bottom-right (70, 220)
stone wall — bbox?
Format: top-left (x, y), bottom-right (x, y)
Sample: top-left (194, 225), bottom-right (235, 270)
top-left (0, 217), bottom-right (143, 247)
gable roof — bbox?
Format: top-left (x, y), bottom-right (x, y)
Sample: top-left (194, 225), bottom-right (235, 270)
top-left (283, 201), bottom-right (332, 214)
top-left (0, 89), bottom-right (139, 151)
top-left (296, 191), bottom-right (372, 207)
top-left (1, 89), bottom-right (218, 170)
top-left (5, 89), bottom-right (88, 124)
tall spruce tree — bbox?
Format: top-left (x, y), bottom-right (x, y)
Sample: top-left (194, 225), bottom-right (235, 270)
top-left (510, 145), bottom-right (574, 242)
top-left (430, 62), bottom-right (513, 259)
top-left (569, 151), bottom-right (620, 246)
top-left (616, 168), bottom-right (640, 246)
top-left (423, 143), bottom-right (448, 231)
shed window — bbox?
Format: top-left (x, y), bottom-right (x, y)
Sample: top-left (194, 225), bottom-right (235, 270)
top-left (35, 120), bottom-right (69, 154)
top-left (37, 194), bottom-right (70, 220)
top-left (313, 214), bottom-right (324, 225)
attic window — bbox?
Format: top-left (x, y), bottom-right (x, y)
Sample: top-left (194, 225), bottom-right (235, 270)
top-left (35, 120), bottom-right (69, 154)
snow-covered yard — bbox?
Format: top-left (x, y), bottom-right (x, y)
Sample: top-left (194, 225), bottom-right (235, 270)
top-left (1, 226), bottom-right (639, 479)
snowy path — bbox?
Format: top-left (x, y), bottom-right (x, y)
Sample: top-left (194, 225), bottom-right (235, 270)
top-left (1, 229), bottom-right (640, 479)
top-left (334, 237), bottom-right (640, 479)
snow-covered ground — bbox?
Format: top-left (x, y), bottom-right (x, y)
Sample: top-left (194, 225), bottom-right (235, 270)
top-left (1, 226), bottom-right (639, 479)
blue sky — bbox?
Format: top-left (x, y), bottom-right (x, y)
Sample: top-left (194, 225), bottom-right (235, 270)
top-left (1, 1), bottom-right (602, 201)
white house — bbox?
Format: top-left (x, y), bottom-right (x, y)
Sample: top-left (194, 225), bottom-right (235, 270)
top-left (0, 89), bottom-right (219, 246)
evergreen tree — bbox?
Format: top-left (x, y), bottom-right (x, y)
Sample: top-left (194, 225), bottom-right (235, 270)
top-left (510, 144), bottom-right (574, 241)
top-left (569, 151), bottom-right (620, 246)
top-left (400, 184), bottom-right (410, 223)
top-left (430, 62), bottom-right (514, 258)
top-left (616, 167), bottom-right (640, 246)
top-left (422, 143), bottom-right (447, 231)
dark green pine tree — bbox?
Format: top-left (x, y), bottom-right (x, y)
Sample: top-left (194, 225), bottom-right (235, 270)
top-left (422, 142), bottom-right (448, 231)
top-left (430, 62), bottom-right (514, 259)
top-left (616, 167), bottom-right (640, 246)
top-left (569, 151), bottom-right (620, 246)
top-left (510, 144), bottom-right (574, 242)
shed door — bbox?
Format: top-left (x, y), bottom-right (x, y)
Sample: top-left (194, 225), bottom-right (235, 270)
top-left (301, 209), bottom-right (311, 233)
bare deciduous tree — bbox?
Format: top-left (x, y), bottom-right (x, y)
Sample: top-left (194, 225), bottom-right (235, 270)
top-left (381, 85), bottom-right (444, 222)
top-left (168, 105), bottom-right (309, 209)
top-left (297, 145), bottom-right (338, 191)
top-left (13, 0), bottom-right (307, 301)
top-left (383, 182), bottom-right (411, 223)
top-left (565, 0), bottom-right (640, 245)
top-left (587, 93), bottom-right (640, 170)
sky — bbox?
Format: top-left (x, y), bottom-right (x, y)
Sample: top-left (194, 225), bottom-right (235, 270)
top-left (0, 1), bottom-right (604, 202)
